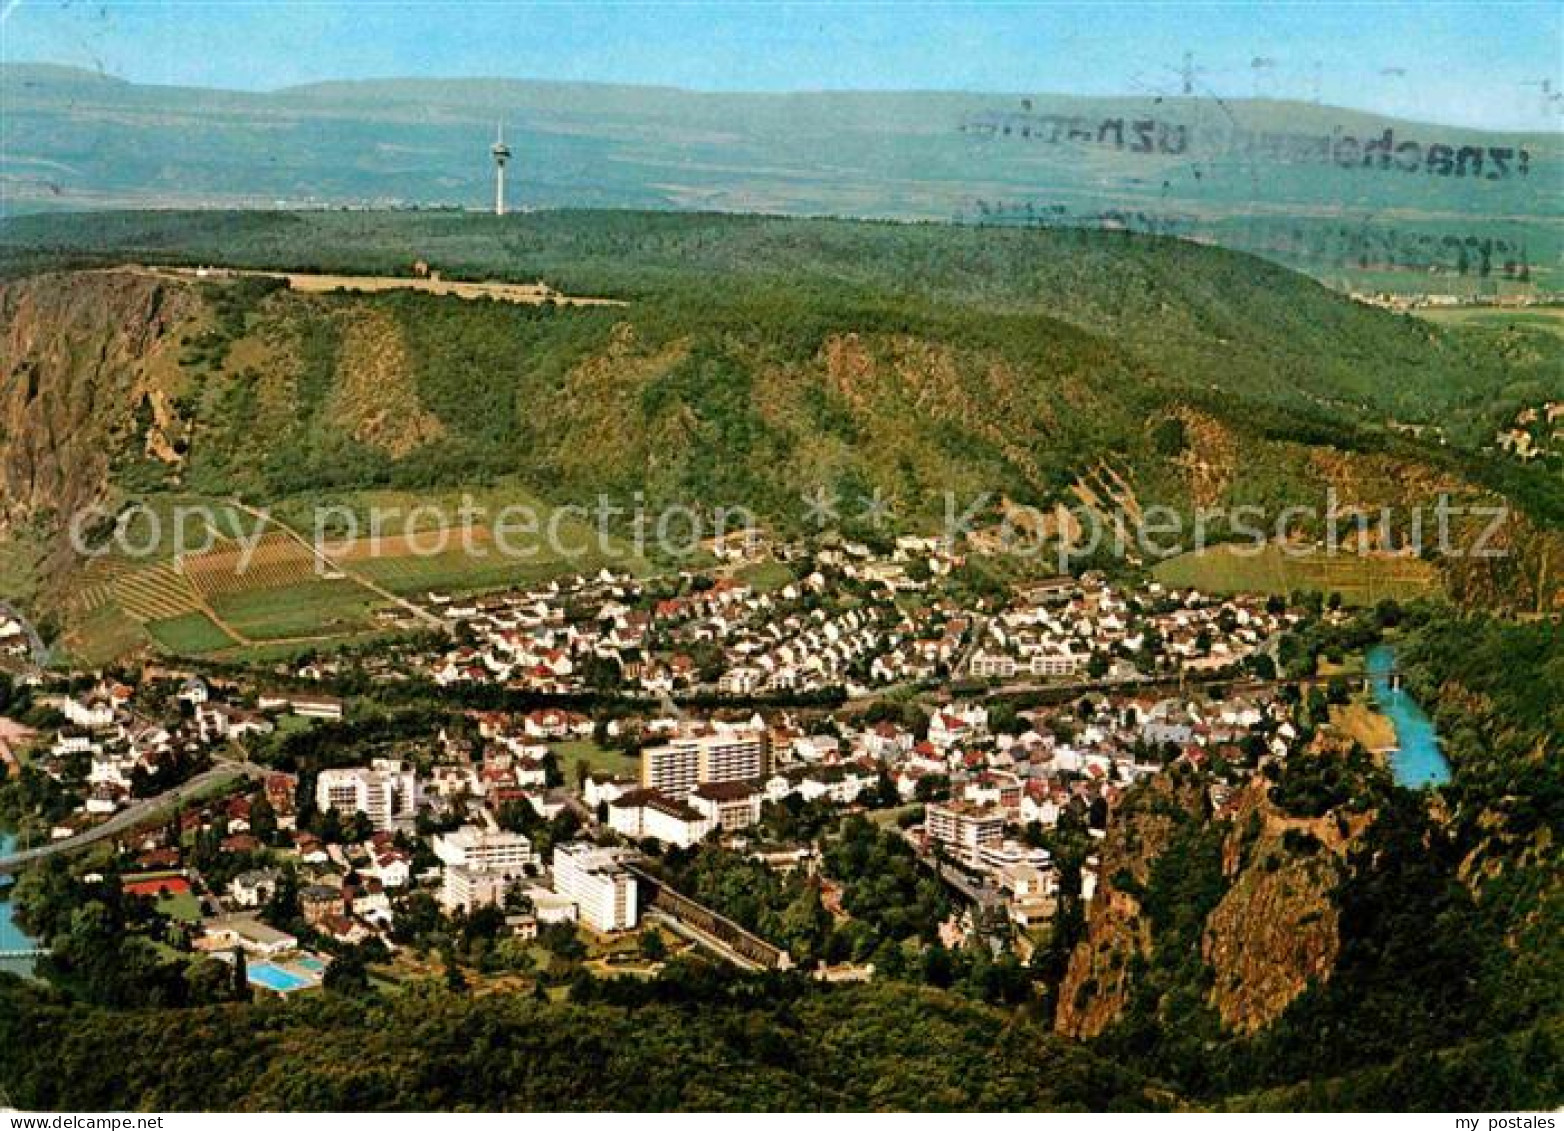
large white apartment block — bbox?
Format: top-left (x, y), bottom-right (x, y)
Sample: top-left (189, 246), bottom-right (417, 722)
top-left (641, 723), bottom-right (768, 799)
top-left (433, 825), bottom-right (535, 874)
top-left (925, 800), bottom-right (1006, 867)
top-left (315, 759), bottom-right (420, 831)
top-left (552, 842), bottom-right (638, 932)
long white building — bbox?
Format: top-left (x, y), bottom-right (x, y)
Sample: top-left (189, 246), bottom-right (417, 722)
top-left (433, 825), bottom-right (535, 874)
top-left (641, 723), bottom-right (768, 799)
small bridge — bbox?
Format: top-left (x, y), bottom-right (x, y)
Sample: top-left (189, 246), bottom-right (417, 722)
top-left (625, 864), bottom-right (791, 972)
top-left (0, 947), bottom-right (46, 959)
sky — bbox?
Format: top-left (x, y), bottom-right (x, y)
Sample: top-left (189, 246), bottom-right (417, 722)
top-left (1, 1), bottom-right (1561, 130)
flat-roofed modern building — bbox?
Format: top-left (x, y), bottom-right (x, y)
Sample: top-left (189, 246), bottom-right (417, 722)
top-left (641, 724), bottom-right (768, 799)
top-left (925, 800), bottom-right (1006, 867)
top-left (552, 842), bottom-right (638, 933)
top-left (315, 759), bottom-right (419, 831)
top-left (433, 825), bottom-right (534, 874)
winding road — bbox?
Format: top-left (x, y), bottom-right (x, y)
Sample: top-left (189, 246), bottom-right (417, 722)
top-left (0, 759), bottom-right (267, 875)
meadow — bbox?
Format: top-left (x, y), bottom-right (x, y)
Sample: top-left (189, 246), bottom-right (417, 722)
top-left (144, 612), bottom-right (238, 655)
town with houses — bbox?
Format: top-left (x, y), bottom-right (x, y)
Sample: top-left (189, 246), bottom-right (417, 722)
top-left (0, 540), bottom-right (1323, 997)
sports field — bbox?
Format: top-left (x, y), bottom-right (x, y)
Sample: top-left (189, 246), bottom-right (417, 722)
top-left (1152, 542), bottom-right (1441, 606)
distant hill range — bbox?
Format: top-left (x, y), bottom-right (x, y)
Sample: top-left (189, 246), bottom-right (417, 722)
top-left (2, 64), bottom-right (1560, 294)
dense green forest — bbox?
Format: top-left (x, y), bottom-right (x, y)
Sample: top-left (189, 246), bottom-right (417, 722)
top-left (0, 969), bottom-right (1159, 1112)
top-left (5, 209), bottom-right (1561, 426)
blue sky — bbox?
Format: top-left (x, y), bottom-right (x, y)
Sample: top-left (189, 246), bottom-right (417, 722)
top-left (2, 1), bottom-right (1560, 129)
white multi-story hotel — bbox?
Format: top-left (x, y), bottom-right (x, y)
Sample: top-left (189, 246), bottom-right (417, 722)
top-left (552, 843), bottom-right (638, 933)
top-left (641, 723), bottom-right (768, 799)
top-left (433, 825), bottom-right (535, 874)
top-left (315, 759), bottom-right (420, 831)
top-left (925, 800), bottom-right (1006, 867)
top-left (690, 781), bottom-right (762, 833)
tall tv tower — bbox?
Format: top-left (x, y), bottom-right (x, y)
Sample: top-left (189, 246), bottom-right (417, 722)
top-left (490, 122), bottom-right (512, 216)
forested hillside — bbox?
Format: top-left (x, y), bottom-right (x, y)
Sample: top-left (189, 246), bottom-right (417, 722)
top-left (2, 212), bottom-right (1561, 650)
top-left (0, 971), bottom-right (1161, 1111)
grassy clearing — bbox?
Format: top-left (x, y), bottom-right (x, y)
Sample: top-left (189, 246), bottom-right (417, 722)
top-left (155, 892), bottom-right (204, 923)
top-left (145, 612), bottom-right (237, 655)
top-left (210, 579), bottom-right (383, 640)
top-left (62, 604), bottom-right (149, 667)
top-left (99, 495), bottom-right (260, 562)
top-left (552, 738), bottom-right (640, 780)
top-left (738, 559), bottom-right (795, 592)
top-left (1152, 542), bottom-right (1440, 606)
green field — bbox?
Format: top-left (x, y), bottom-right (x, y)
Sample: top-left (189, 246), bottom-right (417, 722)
top-left (209, 580), bottom-right (383, 641)
top-left (1152, 543), bottom-right (1441, 606)
top-left (62, 604), bottom-right (150, 668)
top-left (737, 559), bottom-right (796, 593)
top-left (553, 738), bottom-right (641, 781)
top-left (145, 612), bottom-right (237, 654)
top-left (155, 892), bottom-right (203, 923)
top-left (1414, 306), bottom-right (1564, 340)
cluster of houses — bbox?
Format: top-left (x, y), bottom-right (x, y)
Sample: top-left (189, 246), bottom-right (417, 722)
top-left (425, 546), bottom-right (972, 699)
top-left (29, 677), bottom-right (342, 830)
top-left (967, 578), bottom-right (1295, 682)
top-left (7, 563), bottom-right (1316, 987)
top-left (1494, 401), bottom-right (1564, 464)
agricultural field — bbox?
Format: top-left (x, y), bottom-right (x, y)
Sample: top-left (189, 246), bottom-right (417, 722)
top-left (1151, 542), bottom-right (1441, 606)
top-left (278, 483), bottom-right (649, 596)
top-left (1413, 304), bottom-right (1564, 340)
top-left (181, 532), bottom-right (320, 600)
top-left (110, 562), bottom-right (205, 622)
top-left (144, 612), bottom-right (238, 655)
top-left (209, 579), bottom-right (383, 641)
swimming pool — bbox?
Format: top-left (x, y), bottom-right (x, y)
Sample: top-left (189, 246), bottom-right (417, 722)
top-left (295, 956), bottom-right (327, 973)
top-left (248, 961), bottom-right (312, 993)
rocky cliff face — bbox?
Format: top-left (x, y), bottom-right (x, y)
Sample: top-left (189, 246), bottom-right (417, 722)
top-left (1199, 776), bottom-right (1370, 1033)
top-left (1055, 773), bottom-right (1206, 1040)
top-left (1056, 762), bottom-right (1372, 1042)
top-left (0, 270), bottom-right (200, 534)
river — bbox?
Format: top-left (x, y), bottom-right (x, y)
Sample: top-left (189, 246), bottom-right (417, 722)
top-left (0, 832), bottom-right (39, 977)
top-left (1365, 643), bottom-right (1452, 788)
